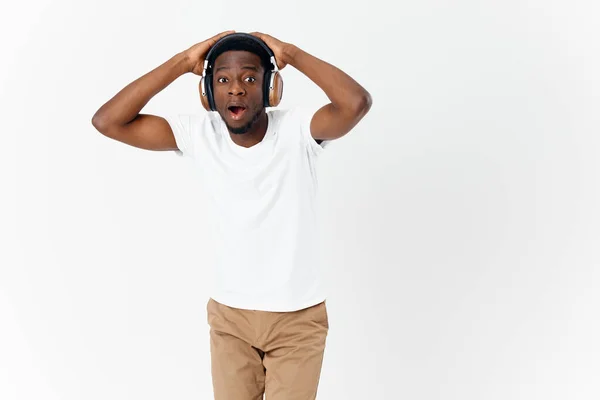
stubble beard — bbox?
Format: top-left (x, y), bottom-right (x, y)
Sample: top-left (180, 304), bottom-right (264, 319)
top-left (225, 108), bottom-right (263, 135)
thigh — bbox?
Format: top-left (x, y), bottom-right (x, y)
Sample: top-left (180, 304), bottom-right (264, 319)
top-left (263, 301), bottom-right (329, 400)
top-left (207, 299), bottom-right (265, 400)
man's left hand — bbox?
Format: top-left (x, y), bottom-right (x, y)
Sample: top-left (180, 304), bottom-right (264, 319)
top-left (249, 32), bottom-right (294, 70)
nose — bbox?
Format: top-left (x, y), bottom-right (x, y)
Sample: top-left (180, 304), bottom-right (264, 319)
top-left (228, 79), bottom-right (245, 96)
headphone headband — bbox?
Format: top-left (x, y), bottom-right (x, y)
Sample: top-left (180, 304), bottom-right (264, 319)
top-left (204, 32), bottom-right (276, 71)
top-left (199, 32), bottom-right (283, 110)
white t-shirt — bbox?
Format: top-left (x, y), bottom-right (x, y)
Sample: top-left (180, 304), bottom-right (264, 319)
top-left (165, 108), bottom-right (331, 312)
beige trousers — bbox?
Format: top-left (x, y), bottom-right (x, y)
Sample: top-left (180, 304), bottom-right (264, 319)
top-left (206, 298), bottom-right (329, 400)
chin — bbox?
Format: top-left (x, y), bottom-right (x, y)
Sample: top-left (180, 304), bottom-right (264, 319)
top-left (222, 109), bottom-right (261, 134)
top-left (223, 117), bottom-right (252, 134)
top-left (228, 123), bottom-right (252, 135)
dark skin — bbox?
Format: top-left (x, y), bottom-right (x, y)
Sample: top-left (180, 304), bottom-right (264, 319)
top-left (250, 32), bottom-right (372, 142)
top-left (91, 30), bottom-right (371, 151)
top-left (211, 50), bottom-right (269, 148)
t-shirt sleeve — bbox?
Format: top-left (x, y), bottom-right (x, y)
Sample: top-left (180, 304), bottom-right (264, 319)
top-left (295, 106), bottom-right (333, 157)
top-left (163, 114), bottom-right (199, 158)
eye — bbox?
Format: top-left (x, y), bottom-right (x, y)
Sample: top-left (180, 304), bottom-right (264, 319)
top-left (245, 76), bottom-right (256, 83)
top-left (217, 77), bottom-right (228, 83)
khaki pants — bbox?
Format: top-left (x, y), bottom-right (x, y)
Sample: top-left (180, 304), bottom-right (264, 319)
top-left (206, 298), bottom-right (329, 400)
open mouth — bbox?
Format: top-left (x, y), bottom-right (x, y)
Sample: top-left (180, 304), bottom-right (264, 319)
top-left (227, 105), bottom-right (247, 120)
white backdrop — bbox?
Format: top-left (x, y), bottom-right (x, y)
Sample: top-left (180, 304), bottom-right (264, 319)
top-left (2, 0), bottom-right (599, 399)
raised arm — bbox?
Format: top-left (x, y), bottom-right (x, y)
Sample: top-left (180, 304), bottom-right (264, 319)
top-left (91, 30), bottom-right (234, 151)
top-left (250, 32), bottom-right (372, 141)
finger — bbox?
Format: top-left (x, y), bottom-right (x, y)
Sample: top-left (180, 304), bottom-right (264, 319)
top-left (249, 31), bottom-right (265, 40)
top-left (210, 30), bottom-right (235, 43)
top-left (204, 30), bottom-right (234, 49)
top-left (216, 30), bottom-right (235, 38)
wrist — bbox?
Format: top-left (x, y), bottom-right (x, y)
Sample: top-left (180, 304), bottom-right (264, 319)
top-left (282, 44), bottom-right (300, 66)
top-left (176, 51), bottom-right (194, 74)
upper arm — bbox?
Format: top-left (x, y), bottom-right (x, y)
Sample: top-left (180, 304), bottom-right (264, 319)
top-left (92, 113), bottom-right (179, 151)
top-left (309, 94), bottom-right (372, 141)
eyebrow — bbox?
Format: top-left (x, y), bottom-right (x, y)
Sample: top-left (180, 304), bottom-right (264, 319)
top-left (215, 65), bottom-right (259, 72)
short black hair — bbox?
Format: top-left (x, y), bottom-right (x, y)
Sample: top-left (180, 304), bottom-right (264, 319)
top-left (208, 35), bottom-right (272, 72)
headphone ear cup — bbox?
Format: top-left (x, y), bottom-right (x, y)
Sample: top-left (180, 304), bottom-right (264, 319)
top-left (267, 71), bottom-right (284, 107)
top-left (206, 75), bottom-right (217, 111)
top-left (199, 77), bottom-right (211, 111)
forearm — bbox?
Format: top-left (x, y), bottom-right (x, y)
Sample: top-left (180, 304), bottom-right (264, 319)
top-left (92, 52), bottom-right (191, 129)
top-left (284, 45), bottom-right (371, 113)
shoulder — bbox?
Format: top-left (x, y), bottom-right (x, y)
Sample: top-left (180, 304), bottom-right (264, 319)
top-left (268, 107), bottom-right (332, 153)
top-left (267, 107), bottom-right (313, 136)
top-left (164, 112), bottom-right (221, 158)
top-left (165, 112), bottom-right (221, 136)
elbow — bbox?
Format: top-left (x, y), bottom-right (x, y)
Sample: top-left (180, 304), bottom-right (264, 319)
top-left (91, 112), bottom-right (107, 132)
top-left (359, 91), bottom-right (373, 113)
top-left (351, 90), bottom-right (372, 117)
top-left (91, 112), bottom-right (119, 137)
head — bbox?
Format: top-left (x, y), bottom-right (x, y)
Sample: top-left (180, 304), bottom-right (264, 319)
top-left (207, 36), bottom-right (273, 134)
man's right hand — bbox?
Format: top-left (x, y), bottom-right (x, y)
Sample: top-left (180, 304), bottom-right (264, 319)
top-left (92, 30), bottom-right (235, 152)
top-left (185, 30), bottom-right (235, 75)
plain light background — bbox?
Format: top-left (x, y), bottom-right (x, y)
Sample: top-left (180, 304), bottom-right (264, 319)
top-left (2, 0), bottom-right (599, 399)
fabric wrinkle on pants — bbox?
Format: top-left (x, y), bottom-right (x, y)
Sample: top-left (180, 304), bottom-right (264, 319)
top-left (207, 298), bottom-right (329, 400)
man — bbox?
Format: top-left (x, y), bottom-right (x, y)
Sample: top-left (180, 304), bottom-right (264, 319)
top-left (92, 30), bottom-right (371, 400)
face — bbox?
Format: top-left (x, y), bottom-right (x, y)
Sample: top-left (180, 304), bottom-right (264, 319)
top-left (212, 50), bottom-right (265, 134)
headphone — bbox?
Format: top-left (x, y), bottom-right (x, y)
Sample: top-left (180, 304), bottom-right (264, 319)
top-left (199, 32), bottom-right (284, 111)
